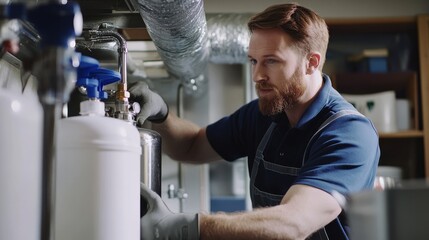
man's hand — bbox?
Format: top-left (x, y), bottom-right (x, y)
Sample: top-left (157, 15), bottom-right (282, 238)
top-left (129, 81), bottom-right (169, 125)
top-left (141, 183), bottom-right (199, 240)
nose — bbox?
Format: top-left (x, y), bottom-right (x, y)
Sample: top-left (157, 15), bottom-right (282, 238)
top-left (252, 64), bottom-right (267, 83)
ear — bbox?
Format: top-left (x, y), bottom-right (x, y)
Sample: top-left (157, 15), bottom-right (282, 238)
top-left (306, 52), bottom-right (321, 74)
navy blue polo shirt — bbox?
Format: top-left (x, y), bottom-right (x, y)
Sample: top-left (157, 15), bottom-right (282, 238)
top-left (206, 74), bottom-right (380, 239)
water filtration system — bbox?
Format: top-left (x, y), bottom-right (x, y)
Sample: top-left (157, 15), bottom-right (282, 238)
top-left (77, 26), bottom-right (162, 196)
top-left (56, 57), bottom-right (142, 240)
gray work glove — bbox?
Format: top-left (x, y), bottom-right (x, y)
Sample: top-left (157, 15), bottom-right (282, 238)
top-left (141, 183), bottom-right (199, 240)
top-left (129, 81), bottom-right (168, 125)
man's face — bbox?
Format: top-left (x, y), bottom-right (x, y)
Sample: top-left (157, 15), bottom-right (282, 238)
top-left (248, 28), bottom-right (306, 116)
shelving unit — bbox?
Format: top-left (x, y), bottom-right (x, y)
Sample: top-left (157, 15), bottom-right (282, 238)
top-left (335, 72), bottom-right (419, 129)
top-left (417, 15), bottom-right (429, 180)
top-left (326, 16), bottom-right (429, 179)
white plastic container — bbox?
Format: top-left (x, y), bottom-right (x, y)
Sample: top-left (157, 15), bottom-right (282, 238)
top-left (55, 100), bottom-right (141, 240)
top-left (0, 89), bottom-right (42, 240)
top-left (342, 91), bottom-right (398, 133)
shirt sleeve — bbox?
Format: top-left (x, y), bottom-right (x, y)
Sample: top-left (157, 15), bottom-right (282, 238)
top-left (294, 114), bottom-right (380, 195)
top-left (206, 100), bottom-right (268, 161)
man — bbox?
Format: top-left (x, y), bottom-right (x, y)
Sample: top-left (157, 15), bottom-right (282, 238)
top-left (131, 3), bottom-right (380, 240)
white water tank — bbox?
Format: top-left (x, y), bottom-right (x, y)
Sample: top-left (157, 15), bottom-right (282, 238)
top-left (0, 88), bottom-right (43, 240)
top-left (55, 98), bottom-right (142, 240)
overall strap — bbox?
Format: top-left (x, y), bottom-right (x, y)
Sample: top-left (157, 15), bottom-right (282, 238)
top-left (302, 109), bottom-right (361, 240)
top-left (250, 122), bottom-right (277, 188)
top-left (302, 110), bottom-right (363, 165)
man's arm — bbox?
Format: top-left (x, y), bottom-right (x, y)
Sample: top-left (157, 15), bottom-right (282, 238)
top-left (200, 184), bottom-right (342, 240)
top-left (128, 81), bottom-right (221, 164)
top-left (151, 113), bottom-right (221, 164)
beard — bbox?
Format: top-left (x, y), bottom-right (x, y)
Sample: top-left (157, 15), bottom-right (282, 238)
top-left (256, 68), bottom-right (306, 116)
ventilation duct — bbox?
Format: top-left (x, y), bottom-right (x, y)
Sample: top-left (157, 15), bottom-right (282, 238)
top-left (130, 0), bottom-right (251, 80)
top-left (130, 0), bottom-right (210, 82)
top-left (77, 1), bottom-right (252, 85)
top-left (206, 13), bottom-right (251, 64)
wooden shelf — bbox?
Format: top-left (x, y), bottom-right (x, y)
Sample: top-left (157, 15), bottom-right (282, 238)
top-left (325, 15), bottom-right (429, 179)
top-left (379, 130), bottom-right (424, 139)
top-left (334, 71), bottom-right (420, 133)
top-left (417, 15), bottom-right (429, 178)
top-left (334, 72), bottom-right (417, 95)
top-left (326, 17), bottom-right (417, 34)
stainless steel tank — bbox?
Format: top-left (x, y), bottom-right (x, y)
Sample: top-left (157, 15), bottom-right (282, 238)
top-left (138, 128), bottom-right (162, 195)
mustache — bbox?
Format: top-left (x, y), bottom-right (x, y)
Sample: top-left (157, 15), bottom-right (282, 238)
top-left (255, 82), bottom-right (274, 91)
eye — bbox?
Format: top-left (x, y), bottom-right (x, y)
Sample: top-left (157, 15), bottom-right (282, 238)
top-left (265, 58), bottom-right (277, 64)
top-left (249, 58), bottom-right (257, 65)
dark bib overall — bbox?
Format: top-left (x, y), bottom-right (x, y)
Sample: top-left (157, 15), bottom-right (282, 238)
top-left (249, 110), bottom-right (361, 240)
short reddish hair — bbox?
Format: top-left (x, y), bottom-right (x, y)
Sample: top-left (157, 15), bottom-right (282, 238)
top-left (248, 3), bottom-right (329, 70)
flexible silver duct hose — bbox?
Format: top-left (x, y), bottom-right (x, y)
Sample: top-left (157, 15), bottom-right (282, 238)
top-left (131, 0), bottom-right (210, 82)
top-left (207, 13), bottom-right (251, 64)
top-left (77, 5), bottom-right (252, 83)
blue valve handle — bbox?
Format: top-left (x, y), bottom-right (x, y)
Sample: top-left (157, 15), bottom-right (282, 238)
top-left (89, 68), bottom-right (121, 99)
top-left (89, 68), bottom-right (121, 86)
top-left (77, 55), bottom-right (99, 79)
top-left (76, 56), bottom-right (121, 100)
top-left (77, 55), bottom-right (100, 99)
top-left (76, 78), bottom-right (99, 99)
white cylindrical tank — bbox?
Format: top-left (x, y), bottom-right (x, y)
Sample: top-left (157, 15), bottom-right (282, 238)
top-left (0, 89), bottom-right (43, 240)
top-left (55, 99), bottom-right (142, 240)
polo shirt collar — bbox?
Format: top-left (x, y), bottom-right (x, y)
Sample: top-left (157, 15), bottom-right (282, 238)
top-left (295, 74), bottom-right (332, 128)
